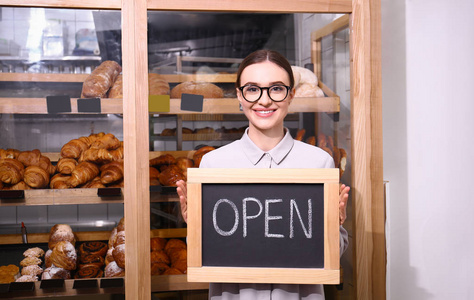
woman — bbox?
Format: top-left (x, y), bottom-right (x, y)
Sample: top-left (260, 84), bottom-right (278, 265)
top-left (177, 49), bottom-right (350, 300)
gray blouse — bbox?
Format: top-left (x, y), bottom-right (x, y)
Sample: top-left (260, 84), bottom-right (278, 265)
top-left (200, 128), bottom-right (349, 300)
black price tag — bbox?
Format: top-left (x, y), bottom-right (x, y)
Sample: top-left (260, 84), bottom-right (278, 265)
top-left (72, 279), bottom-right (98, 289)
top-left (180, 93), bottom-right (204, 112)
top-left (0, 283), bottom-right (9, 293)
top-left (77, 98), bottom-right (101, 113)
top-left (9, 282), bottom-right (35, 292)
top-left (149, 185), bottom-right (162, 193)
top-left (97, 187), bottom-right (122, 197)
top-left (46, 95), bottom-right (72, 114)
top-left (100, 278), bottom-right (124, 288)
top-left (40, 279), bottom-right (64, 289)
top-left (0, 190), bottom-right (25, 199)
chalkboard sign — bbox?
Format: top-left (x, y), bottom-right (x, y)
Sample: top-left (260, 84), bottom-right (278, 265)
top-left (187, 168), bottom-right (340, 285)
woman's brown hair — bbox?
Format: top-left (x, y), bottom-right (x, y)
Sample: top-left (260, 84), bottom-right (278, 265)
top-left (235, 49), bottom-right (295, 89)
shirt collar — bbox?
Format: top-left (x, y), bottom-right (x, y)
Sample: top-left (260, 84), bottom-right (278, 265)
top-left (241, 127), bottom-right (294, 166)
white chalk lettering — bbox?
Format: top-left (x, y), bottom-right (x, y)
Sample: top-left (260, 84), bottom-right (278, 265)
top-left (243, 197), bottom-right (263, 237)
top-left (290, 199), bottom-right (312, 238)
top-left (213, 199), bottom-right (239, 236)
top-left (265, 199), bottom-right (284, 238)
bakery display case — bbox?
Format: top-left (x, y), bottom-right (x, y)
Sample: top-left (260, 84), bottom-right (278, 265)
top-left (0, 1), bottom-right (384, 300)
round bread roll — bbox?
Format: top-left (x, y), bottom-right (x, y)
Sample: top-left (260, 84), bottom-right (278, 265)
top-left (151, 262), bottom-right (170, 276)
top-left (48, 224), bottom-right (75, 250)
top-left (150, 250), bottom-right (170, 265)
top-left (23, 247), bottom-right (45, 258)
top-left (79, 241), bottom-right (108, 257)
top-left (112, 244), bottom-right (125, 269)
top-left (105, 248), bottom-right (115, 266)
top-left (104, 261), bottom-right (125, 278)
top-left (108, 227), bottom-right (118, 248)
top-left (171, 81), bottom-right (224, 99)
top-left (150, 237), bottom-right (167, 252)
top-left (21, 264), bottom-right (43, 276)
top-left (114, 231), bottom-right (126, 248)
top-left (20, 256), bottom-right (42, 267)
top-left (41, 266), bottom-right (71, 280)
top-left (49, 241), bottom-right (77, 271)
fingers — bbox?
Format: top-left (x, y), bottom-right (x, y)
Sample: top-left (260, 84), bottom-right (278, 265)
top-left (176, 180), bottom-right (188, 223)
top-left (339, 184), bottom-right (350, 225)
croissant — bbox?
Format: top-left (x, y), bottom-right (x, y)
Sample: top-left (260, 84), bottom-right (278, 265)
top-left (17, 149), bottom-right (56, 175)
top-left (100, 161), bottom-right (124, 184)
top-left (4, 181), bottom-right (31, 190)
top-left (110, 146), bottom-right (124, 162)
top-left (149, 154), bottom-right (176, 167)
top-left (50, 174), bottom-right (70, 189)
top-left (90, 133), bottom-right (121, 150)
top-left (192, 146), bottom-right (215, 168)
top-left (158, 165), bottom-right (185, 187)
top-left (175, 157), bottom-right (194, 178)
top-left (295, 129), bottom-right (306, 141)
top-left (0, 148), bottom-right (20, 159)
top-left (0, 158), bottom-right (25, 185)
top-left (306, 136), bottom-right (316, 146)
top-left (0, 181), bottom-right (3, 189)
top-left (24, 166), bottom-right (50, 188)
top-left (81, 176), bottom-right (106, 188)
top-left (150, 167), bottom-right (160, 186)
top-left (80, 148), bottom-right (114, 164)
top-left (57, 158), bottom-right (78, 175)
top-left (60, 138), bottom-right (89, 159)
top-left (107, 180), bottom-right (124, 188)
top-left (77, 132), bottom-right (106, 146)
top-left (66, 161), bottom-right (100, 188)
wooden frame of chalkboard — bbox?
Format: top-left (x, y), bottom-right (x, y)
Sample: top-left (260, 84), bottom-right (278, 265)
top-left (187, 168), bottom-right (340, 284)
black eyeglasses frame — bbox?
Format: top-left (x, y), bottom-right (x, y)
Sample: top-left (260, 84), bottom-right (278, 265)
top-left (238, 84), bottom-right (291, 103)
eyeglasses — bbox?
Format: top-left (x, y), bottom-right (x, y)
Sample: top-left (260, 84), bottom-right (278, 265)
top-left (238, 84), bottom-right (291, 103)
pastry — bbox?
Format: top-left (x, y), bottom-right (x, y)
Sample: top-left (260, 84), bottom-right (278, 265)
top-left (105, 248), bottom-right (115, 265)
top-left (117, 217), bottom-right (125, 232)
top-left (192, 146), bottom-right (215, 168)
top-left (44, 249), bottom-right (53, 268)
top-left (66, 161), bottom-right (100, 188)
top-left (150, 262), bottom-right (169, 275)
top-left (17, 149), bottom-right (56, 175)
top-left (60, 138), bottom-right (89, 159)
top-left (57, 157), bottom-right (78, 175)
top-left (170, 81), bottom-right (224, 99)
top-left (160, 128), bottom-right (176, 136)
top-left (196, 127), bottom-right (215, 134)
top-left (168, 248), bottom-right (187, 264)
top-left (150, 237), bottom-right (167, 252)
top-left (41, 266), bottom-right (71, 280)
top-left (162, 267), bottom-right (183, 275)
top-left (164, 239), bottom-right (186, 256)
top-left (23, 247), bottom-right (45, 258)
top-left (104, 261), bottom-right (124, 278)
top-left (150, 250), bottom-right (170, 265)
top-left (112, 244), bottom-right (125, 269)
top-left (81, 60), bottom-right (122, 98)
top-left (0, 158), bottom-right (24, 185)
top-left (50, 173), bottom-right (70, 189)
top-left (0, 274), bottom-right (16, 284)
top-left (149, 167), bottom-right (160, 186)
top-left (81, 177), bottom-right (106, 188)
top-left (78, 241), bottom-right (108, 257)
top-left (100, 161), bottom-right (124, 184)
top-left (75, 265), bottom-right (103, 279)
top-left (149, 154), bottom-right (176, 167)
top-left (114, 231), bottom-right (125, 247)
top-left (78, 254), bottom-right (105, 269)
top-left (295, 129), bottom-right (305, 141)
top-left (149, 73), bottom-right (170, 95)
top-left (175, 157), bottom-right (194, 178)
top-left (108, 227), bottom-right (118, 248)
top-left (49, 241), bottom-right (77, 270)
top-left (15, 275), bottom-right (38, 282)
top-left (158, 166), bottom-right (185, 187)
top-left (24, 165), bottom-right (50, 188)
top-left (21, 264), bottom-right (43, 276)
top-left (20, 256), bottom-right (42, 267)
top-left (89, 133), bottom-right (121, 150)
top-left (0, 148), bottom-right (20, 159)
top-left (107, 74), bottom-right (123, 98)
top-left (172, 259), bottom-right (187, 274)
top-left (48, 224), bottom-right (75, 250)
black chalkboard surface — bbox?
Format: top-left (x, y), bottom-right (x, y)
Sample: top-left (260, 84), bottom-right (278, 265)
top-left (201, 183), bottom-right (324, 268)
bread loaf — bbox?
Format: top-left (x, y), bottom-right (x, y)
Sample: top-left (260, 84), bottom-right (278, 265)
top-left (108, 73), bottom-right (170, 98)
top-left (107, 74), bottom-right (123, 98)
top-left (170, 81), bottom-right (224, 98)
top-left (81, 60), bottom-right (122, 98)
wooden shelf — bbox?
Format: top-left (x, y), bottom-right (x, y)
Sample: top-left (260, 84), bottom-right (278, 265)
top-left (0, 96), bottom-right (339, 114)
top-left (0, 73), bottom-right (90, 83)
top-left (0, 0), bottom-right (121, 9)
top-left (0, 228), bottom-right (186, 245)
top-left (154, 133), bottom-right (243, 142)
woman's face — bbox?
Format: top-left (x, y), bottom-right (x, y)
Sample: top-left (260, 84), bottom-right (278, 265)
top-left (237, 61), bottom-right (294, 134)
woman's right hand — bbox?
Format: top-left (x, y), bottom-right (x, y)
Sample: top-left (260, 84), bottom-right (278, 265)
top-left (176, 180), bottom-right (188, 223)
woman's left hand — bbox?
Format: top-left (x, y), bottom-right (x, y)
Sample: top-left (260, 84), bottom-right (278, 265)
top-left (339, 184), bottom-right (350, 225)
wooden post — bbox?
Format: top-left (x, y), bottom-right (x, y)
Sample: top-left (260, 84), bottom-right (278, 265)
top-left (122, 0), bottom-right (151, 299)
top-left (350, 0), bottom-right (384, 299)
